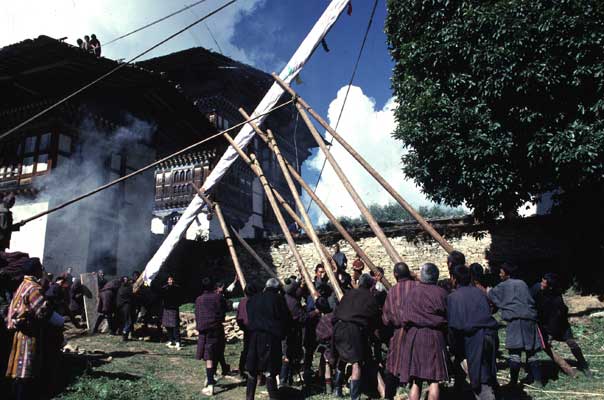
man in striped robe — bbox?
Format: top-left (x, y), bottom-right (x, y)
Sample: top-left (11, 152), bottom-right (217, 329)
top-left (5, 258), bottom-right (53, 400)
top-left (382, 262), bottom-right (418, 399)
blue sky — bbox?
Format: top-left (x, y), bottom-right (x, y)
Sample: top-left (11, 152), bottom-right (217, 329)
top-left (1, 0), bottom-right (434, 222)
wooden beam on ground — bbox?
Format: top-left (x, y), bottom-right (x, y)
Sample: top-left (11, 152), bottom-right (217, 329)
top-left (230, 225), bottom-right (283, 285)
top-left (221, 132), bottom-right (319, 299)
top-left (239, 108), bottom-right (392, 289)
top-left (272, 73), bottom-right (455, 254)
top-left (266, 129), bottom-right (344, 300)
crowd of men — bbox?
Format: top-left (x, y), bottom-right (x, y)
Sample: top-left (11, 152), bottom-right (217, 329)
top-left (190, 246), bottom-right (593, 400)
top-left (0, 194), bottom-right (595, 400)
top-left (75, 34), bottom-right (101, 57)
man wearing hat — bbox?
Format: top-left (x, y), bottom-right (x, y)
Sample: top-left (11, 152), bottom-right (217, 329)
top-left (488, 263), bottom-right (542, 386)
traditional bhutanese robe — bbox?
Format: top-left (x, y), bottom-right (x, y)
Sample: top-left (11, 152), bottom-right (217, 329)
top-left (381, 278), bottom-right (418, 382)
top-left (400, 282), bottom-right (449, 383)
top-left (195, 291), bottom-right (227, 361)
top-left (6, 276), bottom-right (51, 379)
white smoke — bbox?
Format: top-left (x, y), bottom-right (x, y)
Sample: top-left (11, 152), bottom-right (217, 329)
top-left (11, 114), bottom-right (157, 277)
top-left (303, 86), bottom-right (432, 226)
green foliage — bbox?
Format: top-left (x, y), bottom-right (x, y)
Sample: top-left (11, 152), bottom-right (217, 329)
top-left (58, 375), bottom-right (182, 400)
top-left (386, 0), bottom-right (604, 218)
top-left (318, 202), bottom-right (465, 231)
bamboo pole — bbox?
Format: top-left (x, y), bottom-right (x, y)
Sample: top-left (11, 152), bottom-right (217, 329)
top-left (230, 225), bottom-right (283, 284)
top-left (272, 73), bottom-right (455, 254)
top-left (239, 109), bottom-right (392, 289)
top-left (221, 132), bottom-right (319, 299)
top-left (266, 128), bottom-right (344, 300)
top-left (213, 203), bottom-right (247, 290)
top-left (189, 182), bottom-right (247, 289)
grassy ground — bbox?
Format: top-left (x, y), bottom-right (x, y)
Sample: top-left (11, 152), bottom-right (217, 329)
top-left (53, 314), bottom-right (604, 399)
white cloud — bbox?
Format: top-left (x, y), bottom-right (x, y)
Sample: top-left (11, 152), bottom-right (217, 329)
top-left (0, 0), bottom-right (272, 67)
top-left (303, 85), bottom-right (432, 225)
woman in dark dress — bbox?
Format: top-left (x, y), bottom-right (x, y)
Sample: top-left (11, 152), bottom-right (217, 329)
top-left (161, 275), bottom-right (181, 349)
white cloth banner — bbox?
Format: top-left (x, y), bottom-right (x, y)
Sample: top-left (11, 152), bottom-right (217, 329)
top-left (142, 0), bottom-right (350, 284)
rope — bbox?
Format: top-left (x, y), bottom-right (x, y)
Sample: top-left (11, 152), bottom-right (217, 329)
top-left (305, 0), bottom-right (379, 214)
top-left (15, 98), bottom-right (294, 226)
top-left (0, 0), bottom-right (237, 143)
top-left (102, 0), bottom-right (210, 47)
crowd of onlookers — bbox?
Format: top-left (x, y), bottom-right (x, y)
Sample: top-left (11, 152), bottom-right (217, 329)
top-left (75, 34), bottom-right (101, 57)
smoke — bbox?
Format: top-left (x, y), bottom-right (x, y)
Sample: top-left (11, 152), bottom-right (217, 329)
top-left (16, 114), bottom-right (157, 277)
top-left (303, 86), bottom-right (432, 226)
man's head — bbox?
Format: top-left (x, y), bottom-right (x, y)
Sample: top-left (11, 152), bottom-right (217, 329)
top-left (499, 262), bottom-right (517, 281)
top-left (201, 277), bottom-right (213, 292)
top-left (283, 277), bottom-right (299, 295)
top-left (370, 266), bottom-right (384, 281)
top-left (393, 262), bottom-right (411, 281)
top-left (77, 38), bottom-right (83, 45)
top-left (121, 276), bottom-right (129, 284)
top-left (84, 35), bottom-right (90, 41)
top-left (332, 243), bottom-right (340, 253)
top-left (98, 269), bottom-right (105, 278)
top-left (315, 264), bottom-right (326, 280)
top-left (452, 265), bottom-right (471, 287)
top-left (167, 275), bottom-right (174, 286)
top-left (447, 250), bottom-right (466, 269)
top-left (419, 263), bottom-right (439, 284)
top-left (23, 257), bottom-right (44, 279)
top-left (541, 273), bottom-right (560, 292)
top-left (358, 273), bottom-right (373, 289)
top-left (215, 280), bottom-right (225, 294)
top-left (315, 296), bottom-right (331, 314)
top-left (132, 270), bottom-right (140, 281)
top-left (91, 34), bottom-right (97, 40)
top-left (244, 281), bottom-right (258, 297)
top-left (469, 263), bottom-right (484, 285)
top-left (3, 193), bottom-right (15, 209)
top-left (265, 277), bottom-right (281, 291)
top-left (66, 267), bottom-right (73, 274)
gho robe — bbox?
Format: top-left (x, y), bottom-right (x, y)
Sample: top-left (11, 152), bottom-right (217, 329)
top-left (381, 277), bottom-right (418, 382)
top-left (447, 285), bottom-right (499, 389)
top-left (400, 282), bottom-right (449, 383)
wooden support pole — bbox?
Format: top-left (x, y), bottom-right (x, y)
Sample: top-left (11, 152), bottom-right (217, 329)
top-left (278, 100), bottom-right (405, 266)
top-left (266, 128), bottom-right (344, 300)
top-left (272, 73), bottom-right (455, 254)
top-left (221, 132), bottom-right (319, 299)
top-left (213, 203), bottom-right (247, 290)
top-left (239, 109), bottom-right (392, 289)
top-left (230, 225), bottom-right (283, 285)
top-left (189, 182), bottom-right (246, 289)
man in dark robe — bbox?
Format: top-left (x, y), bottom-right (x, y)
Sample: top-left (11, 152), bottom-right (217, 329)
top-left (400, 263), bottom-right (449, 400)
top-left (93, 278), bottom-right (120, 334)
top-left (439, 250), bottom-right (465, 293)
top-left (116, 277), bottom-right (133, 341)
top-left (236, 282), bottom-right (258, 379)
top-left (195, 277), bottom-right (228, 396)
top-left (302, 265), bottom-right (329, 383)
top-left (314, 296), bottom-right (336, 394)
top-left (381, 262), bottom-right (418, 399)
top-left (532, 273), bottom-right (592, 377)
top-left (333, 273), bottom-right (379, 400)
top-left (331, 243), bottom-right (347, 271)
top-left (448, 265), bottom-right (498, 400)
top-left (96, 270), bottom-right (107, 292)
top-left (0, 194), bottom-right (19, 251)
top-left (488, 263), bottom-right (542, 386)
top-left (246, 278), bottom-right (291, 400)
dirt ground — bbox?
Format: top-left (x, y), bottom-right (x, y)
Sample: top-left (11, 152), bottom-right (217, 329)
top-left (51, 294), bottom-right (604, 399)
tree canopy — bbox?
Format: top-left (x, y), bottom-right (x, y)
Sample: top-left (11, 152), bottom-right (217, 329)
top-left (386, 0), bottom-right (604, 218)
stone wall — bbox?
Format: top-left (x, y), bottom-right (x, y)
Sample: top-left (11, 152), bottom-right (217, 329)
top-left (161, 215), bottom-right (593, 296)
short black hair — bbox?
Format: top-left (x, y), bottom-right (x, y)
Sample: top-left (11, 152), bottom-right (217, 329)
top-left (358, 273), bottom-right (373, 289)
top-left (215, 280), bottom-right (225, 290)
top-left (201, 277), bottom-right (213, 291)
top-left (315, 264), bottom-right (325, 272)
top-left (501, 262), bottom-right (518, 277)
top-left (393, 262), bottom-right (411, 280)
top-left (244, 282), bottom-right (258, 297)
top-left (447, 250), bottom-right (466, 268)
top-left (370, 267), bottom-right (384, 277)
top-left (452, 265), bottom-right (471, 286)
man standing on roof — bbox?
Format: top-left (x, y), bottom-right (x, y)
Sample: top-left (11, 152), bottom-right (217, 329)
top-left (89, 34), bottom-right (101, 57)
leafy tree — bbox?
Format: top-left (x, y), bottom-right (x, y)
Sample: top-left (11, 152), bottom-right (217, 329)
top-left (386, 0), bottom-right (604, 218)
